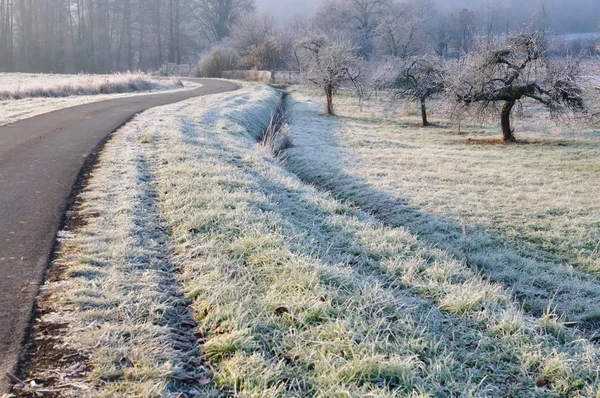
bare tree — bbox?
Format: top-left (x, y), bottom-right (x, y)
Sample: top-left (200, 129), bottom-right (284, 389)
top-left (375, 2), bottom-right (423, 58)
top-left (393, 56), bottom-right (444, 126)
top-left (484, 0), bottom-right (507, 42)
top-left (533, 0), bottom-right (555, 31)
top-left (450, 31), bottom-right (585, 142)
top-left (428, 14), bottom-right (453, 58)
top-left (295, 33), bottom-right (360, 115)
top-left (582, 60), bottom-right (600, 123)
top-left (316, 0), bottom-right (391, 58)
top-left (231, 11), bottom-right (275, 50)
top-left (168, 0), bottom-right (182, 63)
top-left (451, 8), bottom-right (477, 55)
top-left (230, 11), bottom-right (286, 70)
top-left (191, 0), bottom-right (254, 43)
top-left (0, 0), bottom-right (15, 71)
top-left (279, 17), bottom-right (310, 70)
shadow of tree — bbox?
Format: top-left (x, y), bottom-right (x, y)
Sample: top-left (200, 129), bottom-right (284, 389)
top-left (179, 123), bottom-right (570, 395)
top-left (282, 102), bottom-right (600, 323)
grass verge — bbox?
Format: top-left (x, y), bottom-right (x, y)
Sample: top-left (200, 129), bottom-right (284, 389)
top-left (0, 73), bottom-right (195, 126)
top-left (18, 84), bottom-right (600, 397)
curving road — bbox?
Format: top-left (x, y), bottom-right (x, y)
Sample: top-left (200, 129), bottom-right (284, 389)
top-left (0, 78), bottom-right (238, 392)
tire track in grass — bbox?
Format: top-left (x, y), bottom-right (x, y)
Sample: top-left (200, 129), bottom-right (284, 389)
top-left (16, 85), bottom-right (600, 397)
top-left (184, 130), bottom-right (600, 396)
top-left (17, 116), bottom-right (215, 397)
top-left (148, 90), bottom-right (600, 396)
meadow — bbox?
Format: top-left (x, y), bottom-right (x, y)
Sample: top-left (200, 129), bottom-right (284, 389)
top-left (284, 87), bottom-right (600, 325)
top-left (19, 84), bottom-right (600, 397)
top-left (0, 73), bottom-right (189, 125)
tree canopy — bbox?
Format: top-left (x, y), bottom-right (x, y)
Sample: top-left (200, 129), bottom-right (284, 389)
top-left (450, 31), bottom-right (585, 142)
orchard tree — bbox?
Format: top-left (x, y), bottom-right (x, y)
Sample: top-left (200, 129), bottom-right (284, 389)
top-left (450, 31), bottom-right (585, 142)
top-left (296, 34), bottom-right (360, 115)
top-left (393, 56), bottom-right (444, 126)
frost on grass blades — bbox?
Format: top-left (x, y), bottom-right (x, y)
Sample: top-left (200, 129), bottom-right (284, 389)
top-left (283, 86), bottom-right (600, 324)
top-left (0, 72), bottom-right (182, 100)
top-left (0, 73), bottom-right (192, 126)
top-left (20, 84), bottom-right (600, 397)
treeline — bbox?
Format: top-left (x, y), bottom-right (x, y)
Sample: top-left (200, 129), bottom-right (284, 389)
top-left (434, 0), bottom-right (600, 34)
top-left (195, 0), bottom-right (600, 78)
top-left (0, 0), bottom-right (254, 73)
top-left (310, 0), bottom-right (600, 60)
top-left (194, 0), bottom-right (595, 143)
top-left (1, 0), bottom-right (597, 74)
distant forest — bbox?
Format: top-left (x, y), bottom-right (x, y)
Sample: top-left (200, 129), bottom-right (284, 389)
top-left (261, 0), bottom-right (600, 34)
top-left (0, 0), bottom-right (598, 74)
top-left (434, 0), bottom-right (599, 34)
top-left (0, 0), bottom-right (255, 73)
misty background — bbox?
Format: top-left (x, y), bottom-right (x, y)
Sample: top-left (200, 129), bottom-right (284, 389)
top-left (0, 0), bottom-right (598, 74)
top-left (256, 0), bottom-right (321, 20)
top-left (259, 0), bottom-right (600, 33)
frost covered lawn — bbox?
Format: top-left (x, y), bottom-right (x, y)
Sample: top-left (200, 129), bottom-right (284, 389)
top-left (0, 72), bottom-right (193, 125)
top-left (20, 84), bottom-right (600, 397)
top-left (284, 87), bottom-right (600, 323)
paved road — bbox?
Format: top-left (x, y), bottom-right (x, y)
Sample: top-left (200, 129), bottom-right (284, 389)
top-left (0, 79), bottom-right (238, 392)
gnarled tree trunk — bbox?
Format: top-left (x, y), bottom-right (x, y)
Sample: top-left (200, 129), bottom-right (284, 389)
top-left (325, 86), bottom-right (334, 116)
top-left (420, 97), bottom-right (429, 127)
top-left (501, 100), bottom-right (516, 142)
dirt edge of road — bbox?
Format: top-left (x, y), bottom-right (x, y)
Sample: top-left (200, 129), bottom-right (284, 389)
top-left (11, 116), bottom-right (134, 396)
top-left (0, 79), bottom-right (239, 394)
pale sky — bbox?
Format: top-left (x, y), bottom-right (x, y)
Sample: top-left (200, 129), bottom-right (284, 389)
top-left (256, 0), bottom-right (321, 20)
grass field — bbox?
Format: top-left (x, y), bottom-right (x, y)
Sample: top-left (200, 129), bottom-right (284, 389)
top-left (0, 72), bottom-right (183, 99)
top-left (283, 87), bottom-right (600, 324)
top-left (0, 73), bottom-right (191, 126)
top-left (20, 84), bottom-right (600, 397)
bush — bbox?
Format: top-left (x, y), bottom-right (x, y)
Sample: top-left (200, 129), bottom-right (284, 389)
top-left (195, 46), bottom-right (241, 78)
top-left (239, 38), bottom-right (286, 71)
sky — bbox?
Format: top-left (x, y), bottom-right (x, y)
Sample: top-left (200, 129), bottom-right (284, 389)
top-left (256, 0), bottom-right (321, 20)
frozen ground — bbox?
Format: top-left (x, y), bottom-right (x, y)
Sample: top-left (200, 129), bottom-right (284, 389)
top-left (17, 84), bottom-right (600, 397)
top-left (283, 86), bottom-right (600, 323)
top-left (0, 73), bottom-right (198, 125)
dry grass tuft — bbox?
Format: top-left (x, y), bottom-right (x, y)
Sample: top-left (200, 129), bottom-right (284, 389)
top-left (0, 72), bottom-right (181, 100)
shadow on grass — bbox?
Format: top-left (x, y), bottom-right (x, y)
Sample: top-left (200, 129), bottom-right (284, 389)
top-left (180, 124), bottom-right (563, 395)
top-left (282, 106), bottom-right (600, 325)
top-left (133, 147), bottom-right (212, 393)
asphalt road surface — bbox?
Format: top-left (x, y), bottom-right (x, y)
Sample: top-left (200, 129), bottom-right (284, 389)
top-left (0, 78), bottom-right (238, 392)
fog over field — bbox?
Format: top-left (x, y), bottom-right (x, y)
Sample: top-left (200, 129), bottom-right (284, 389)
top-left (256, 0), bottom-right (321, 19)
top-left (0, 0), bottom-right (597, 74)
top-left (258, 0), bottom-right (600, 32)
